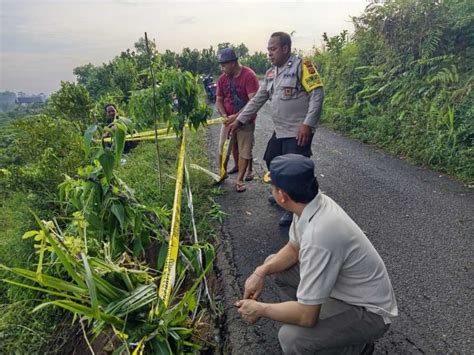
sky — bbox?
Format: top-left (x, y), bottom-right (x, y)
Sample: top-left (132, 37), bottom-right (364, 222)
top-left (0, 0), bottom-right (369, 94)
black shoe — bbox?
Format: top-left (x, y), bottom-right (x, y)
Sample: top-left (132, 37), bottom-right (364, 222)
top-left (360, 343), bottom-right (374, 355)
top-left (268, 195), bottom-right (277, 205)
top-left (279, 211), bottom-right (293, 226)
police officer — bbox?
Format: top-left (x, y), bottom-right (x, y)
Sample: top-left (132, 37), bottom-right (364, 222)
top-left (229, 31), bottom-right (324, 226)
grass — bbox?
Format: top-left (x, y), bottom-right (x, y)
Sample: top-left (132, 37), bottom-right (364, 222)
top-left (0, 127), bottom-right (222, 353)
top-left (0, 192), bottom-right (72, 353)
top-left (117, 128), bottom-right (221, 244)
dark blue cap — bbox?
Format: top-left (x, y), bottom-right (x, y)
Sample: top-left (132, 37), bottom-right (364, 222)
top-left (270, 154), bottom-right (316, 193)
top-left (217, 48), bottom-right (238, 63)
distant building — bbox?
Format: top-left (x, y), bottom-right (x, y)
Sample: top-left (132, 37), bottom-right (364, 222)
top-left (16, 93), bottom-right (47, 105)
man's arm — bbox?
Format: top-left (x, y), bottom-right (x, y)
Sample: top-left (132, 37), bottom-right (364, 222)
top-left (303, 87), bottom-right (324, 127)
top-left (236, 84), bottom-right (269, 125)
top-left (236, 299), bottom-right (321, 328)
top-left (296, 87), bottom-right (324, 146)
top-left (225, 91), bottom-right (257, 125)
top-left (256, 241), bottom-right (299, 277)
top-left (243, 242), bottom-right (299, 300)
top-left (227, 71), bottom-right (260, 124)
top-left (216, 95), bottom-right (228, 119)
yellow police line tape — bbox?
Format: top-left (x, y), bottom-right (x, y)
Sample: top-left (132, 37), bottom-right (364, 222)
top-left (219, 137), bottom-right (231, 181)
top-left (158, 130), bottom-right (186, 306)
top-left (132, 143), bottom-right (213, 355)
top-left (102, 117), bottom-right (225, 142)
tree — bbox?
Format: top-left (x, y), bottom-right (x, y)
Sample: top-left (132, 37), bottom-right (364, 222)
top-left (132, 36), bottom-right (159, 73)
top-left (234, 43), bottom-right (249, 58)
top-left (199, 46), bottom-right (219, 74)
top-left (217, 42), bottom-right (231, 51)
top-left (178, 48), bottom-right (201, 73)
top-left (161, 49), bottom-right (179, 68)
top-left (241, 52), bottom-right (270, 75)
top-left (73, 63), bottom-right (113, 100)
top-left (46, 81), bottom-right (94, 126)
top-left (0, 91), bottom-right (17, 112)
top-left (217, 42), bottom-right (249, 58)
top-left (110, 57), bottom-right (138, 101)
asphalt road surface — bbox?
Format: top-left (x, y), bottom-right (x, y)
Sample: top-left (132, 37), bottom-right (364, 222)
top-left (207, 102), bottom-right (473, 354)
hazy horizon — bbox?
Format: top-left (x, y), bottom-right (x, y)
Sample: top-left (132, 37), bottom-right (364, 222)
top-left (0, 0), bottom-right (369, 94)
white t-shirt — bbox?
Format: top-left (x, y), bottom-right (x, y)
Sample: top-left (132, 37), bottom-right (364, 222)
top-left (289, 193), bottom-right (398, 320)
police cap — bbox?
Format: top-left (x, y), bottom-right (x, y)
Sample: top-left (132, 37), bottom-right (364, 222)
top-left (270, 154), bottom-right (316, 194)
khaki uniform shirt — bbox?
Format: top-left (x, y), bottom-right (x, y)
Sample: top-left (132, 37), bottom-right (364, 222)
top-left (290, 193), bottom-right (398, 321)
top-left (237, 55), bottom-right (324, 139)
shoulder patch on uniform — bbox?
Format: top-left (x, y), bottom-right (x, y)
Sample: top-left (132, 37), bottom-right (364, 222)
top-left (301, 59), bottom-right (323, 92)
top-left (266, 69), bottom-right (274, 79)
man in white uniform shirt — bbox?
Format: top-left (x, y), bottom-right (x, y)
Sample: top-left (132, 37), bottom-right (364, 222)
top-left (235, 154), bottom-right (398, 354)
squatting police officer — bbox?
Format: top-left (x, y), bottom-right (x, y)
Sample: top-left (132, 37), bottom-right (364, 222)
top-left (230, 31), bottom-right (324, 226)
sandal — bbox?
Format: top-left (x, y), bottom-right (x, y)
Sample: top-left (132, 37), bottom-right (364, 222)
top-left (228, 166), bottom-right (239, 174)
top-left (235, 182), bottom-right (246, 193)
top-left (244, 172), bottom-right (254, 181)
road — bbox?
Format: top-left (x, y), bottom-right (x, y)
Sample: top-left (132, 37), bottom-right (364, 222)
top-left (206, 102), bottom-right (473, 354)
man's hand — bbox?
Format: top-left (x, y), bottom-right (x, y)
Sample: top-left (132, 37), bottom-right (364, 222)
top-left (296, 124), bottom-right (312, 146)
top-left (227, 119), bottom-right (242, 137)
top-left (224, 113), bottom-right (238, 126)
top-left (235, 299), bottom-right (262, 324)
top-left (243, 272), bottom-right (265, 300)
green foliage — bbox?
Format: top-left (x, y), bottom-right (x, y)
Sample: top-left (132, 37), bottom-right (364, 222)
top-left (74, 37), bottom-right (160, 101)
top-left (1, 115), bottom-right (85, 207)
top-left (0, 91), bottom-right (17, 112)
top-left (128, 69), bottom-right (212, 132)
top-left (109, 57), bottom-right (138, 101)
top-left (172, 46), bottom-right (222, 74)
top-left (241, 51), bottom-right (271, 75)
top-left (46, 81), bottom-right (94, 127)
top-left (0, 102), bottom-right (45, 129)
top-left (73, 37), bottom-right (269, 109)
top-left (218, 42), bottom-right (249, 58)
top-left (322, 30), bottom-right (349, 55)
top-left (117, 132), bottom-right (220, 244)
top-left (2, 232), bottom-right (215, 353)
top-left (2, 124), bottom-right (218, 353)
top-left (317, 0), bottom-right (474, 181)
top-left (0, 191), bottom-right (71, 355)
top-left (57, 121), bottom-right (158, 257)
top-left (1, 34), bottom-right (222, 354)
top-left (74, 62), bottom-right (114, 100)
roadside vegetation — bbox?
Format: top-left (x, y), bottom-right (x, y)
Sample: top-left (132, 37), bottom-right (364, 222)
top-left (0, 38), bottom-right (223, 353)
top-left (315, 0), bottom-right (473, 182)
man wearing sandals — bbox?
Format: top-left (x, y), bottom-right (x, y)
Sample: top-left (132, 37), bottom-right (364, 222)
top-left (216, 48), bottom-right (259, 192)
top-left (235, 154), bottom-right (398, 354)
top-left (229, 32), bottom-right (324, 225)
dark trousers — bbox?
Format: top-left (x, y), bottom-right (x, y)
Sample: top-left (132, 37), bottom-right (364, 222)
top-left (263, 131), bottom-right (313, 169)
top-left (273, 261), bottom-right (390, 355)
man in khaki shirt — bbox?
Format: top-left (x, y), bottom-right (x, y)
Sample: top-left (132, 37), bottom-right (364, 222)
top-left (230, 31), bottom-right (324, 226)
top-left (235, 154), bottom-right (397, 355)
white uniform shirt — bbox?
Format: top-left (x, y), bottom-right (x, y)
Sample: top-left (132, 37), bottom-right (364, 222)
top-left (290, 193), bottom-right (398, 320)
